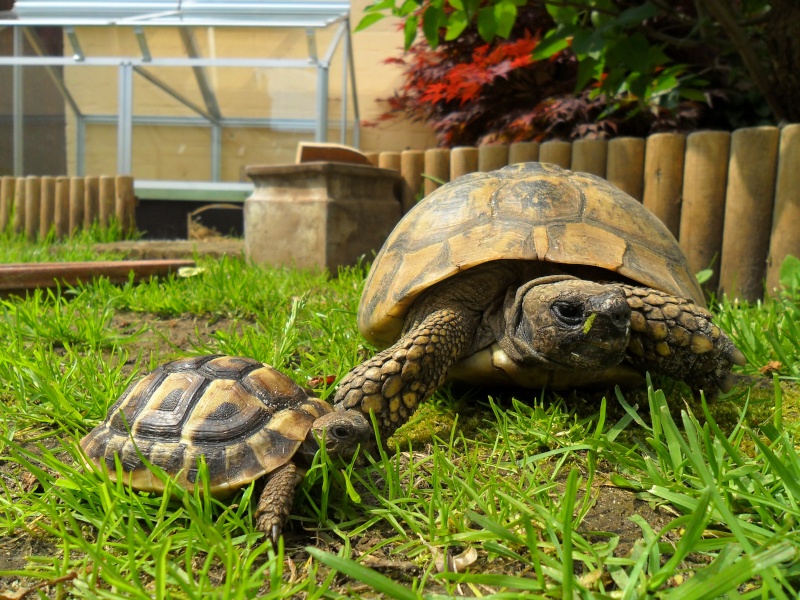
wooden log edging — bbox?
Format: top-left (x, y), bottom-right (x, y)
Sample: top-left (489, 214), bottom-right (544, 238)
top-left (373, 124), bottom-right (800, 299)
top-left (0, 174), bottom-right (136, 240)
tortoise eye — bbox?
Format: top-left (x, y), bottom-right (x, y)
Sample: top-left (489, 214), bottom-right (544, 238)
top-left (552, 301), bottom-right (584, 326)
top-left (332, 425), bottom-right (351, 439)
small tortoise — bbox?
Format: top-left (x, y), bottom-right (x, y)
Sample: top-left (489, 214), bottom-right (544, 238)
top-left (333, 162), bottom-right (746, 440)
top-left (80, 355), bottom-right (370, 541)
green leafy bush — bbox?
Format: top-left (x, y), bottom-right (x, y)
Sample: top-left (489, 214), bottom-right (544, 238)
top-left (359, 0), bottom-right (785, 145)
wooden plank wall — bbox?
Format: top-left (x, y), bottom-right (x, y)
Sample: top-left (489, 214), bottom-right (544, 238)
top-left (366, 124), bottom-right (800, 301)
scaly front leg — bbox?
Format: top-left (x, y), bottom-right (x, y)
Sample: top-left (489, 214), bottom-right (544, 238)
top-left (334, 308), bottom-right (476, 440)
top-left (620, 285), bottom-right (746, 395)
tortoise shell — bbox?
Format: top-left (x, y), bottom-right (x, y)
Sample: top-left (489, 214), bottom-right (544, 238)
top-left (80, 355), bottom-right (331, 495)
top-left (359, 162), bottom-right (704, 348)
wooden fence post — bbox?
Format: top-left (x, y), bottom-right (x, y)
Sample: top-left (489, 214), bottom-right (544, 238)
top-left (116, 175), bottom-right (136, 232)
top-left (508, 141), bottom-right (539, 164)
top-left (643, 132), bottom-right (686, 238)
top-left (54, 176), bottom-right (70, 239)
top-left (12, 178), bottom-right (25, 234)
top-left (84, 175), bottom-right (100, 228)
top-left (378, 152), bottom-right (401, 172)
top-left (766, 124), bottom-right (800, 294)
top-left (424, 148), bottom-right (450, 196)
top-left (99, 175), bottom-right (115, 227)
top-left (24, 176), bottom-right (41, 241)
top-left (400, 150), bottom-right (425, 214)
top-left (571, 139), bottom-right (608, 177)
top-left (0, 176), bottom-right (14, 232)
top-left (606, 137), bottom-right (645, 201)
top-left (719, 126), bottom-right (780, 301)
top-left (39, 176), bottom-right (56, 240)
top-left (679, 131), bottom-right (731, 293)
top-left (539, 140), bottom-right (571, 168)
top-left (364, 152), bottom-right (379, 167)
top-left (478, 144), bottom-right (509, 172)
top-left (451, 147), bottom-right (479, 180)
top-left (69, 176), bottom-right (85, 234)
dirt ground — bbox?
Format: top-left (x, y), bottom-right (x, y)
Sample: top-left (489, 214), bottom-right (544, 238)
top-left (0, 311), bottom-right (697, 597)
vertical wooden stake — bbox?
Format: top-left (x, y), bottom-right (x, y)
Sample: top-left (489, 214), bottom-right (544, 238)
top-left (115, 175), bottom-right (136, 232)
top-left (679, 131), bottom-right (731, 293)
top-left (54, 176), bottom-right (70, 239)
top-left (69, 176), bottom-right (85, 234)
top-left (719, 126), bottom-right (780, 301)
top-left (508, 141), bottom-right (540, 165)
top-left (364, 152), bottom-right (379, 167)
top-left (84, 175), bottom-right (100, 229)
top-left (400, 150), bottom-right (425, 214)
top-left (571, 139), bottom-right (608, 177)
top-left (607, 137), bottom-right (645, 201)
top-left (539, 140), bottom-right (572, 168)
top-left (478, 144), bottom-right (509, 172)
top-left (423, 148), bottom-right (450, 197)
top-left (99, 175), bottom-right (115, 227)
top-left (643, 133), bottom-right (686, 237)
top-left (450, 147), bottom-right (479, 180)
top-left (766, 124), bottom-right (800, 294)
top-left (378, 152), bottom-right (401, 172)
top-left (12, 178), bottom-right (26, 234)
top-left (39, 176), bottom-right (56, 240)
top-left (0, 176), bottom-right (15, 232)
top-left (24, 176), bottom-right (41, 241)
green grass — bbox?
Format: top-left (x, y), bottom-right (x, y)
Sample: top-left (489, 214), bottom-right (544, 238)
top-left (1, 233), bottom-right (799, 598)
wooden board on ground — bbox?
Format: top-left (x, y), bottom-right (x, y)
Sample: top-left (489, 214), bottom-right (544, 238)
top-left (0, 259), bottom-right (196, 295)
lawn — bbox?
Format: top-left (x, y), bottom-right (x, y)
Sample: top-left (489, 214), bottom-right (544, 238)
top-left (1, 231), bottom-right (799, 599)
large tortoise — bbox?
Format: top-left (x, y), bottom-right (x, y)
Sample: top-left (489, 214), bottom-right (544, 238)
top-left (332, 162), bottom-right (745, 439)
top-left (80, 355), bottom-right (370, 541)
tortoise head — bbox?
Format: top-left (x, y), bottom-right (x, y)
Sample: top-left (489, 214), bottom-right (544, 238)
top-left (497, 276), bottom-right (631, 371)
top-left (299, 409), bottom-right (374, 462)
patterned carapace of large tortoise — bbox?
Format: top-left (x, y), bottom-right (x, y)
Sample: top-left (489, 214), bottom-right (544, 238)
top-left (80, 355), bottom-right (370, 541)
top-left (331, 162), bottom-right (746, 439)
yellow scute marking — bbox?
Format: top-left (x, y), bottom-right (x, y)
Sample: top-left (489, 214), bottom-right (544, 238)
top-left (544, 222), bottom-right (626, 270)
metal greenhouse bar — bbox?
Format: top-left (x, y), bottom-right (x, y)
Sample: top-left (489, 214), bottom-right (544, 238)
top-left (0, 0), bottom-right (359, 189)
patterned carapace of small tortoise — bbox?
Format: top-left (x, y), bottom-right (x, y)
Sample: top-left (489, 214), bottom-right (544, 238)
top-left (80, 355), bottom-right (371, 541)
top-left (331, 162), bottom-right (746, 439)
